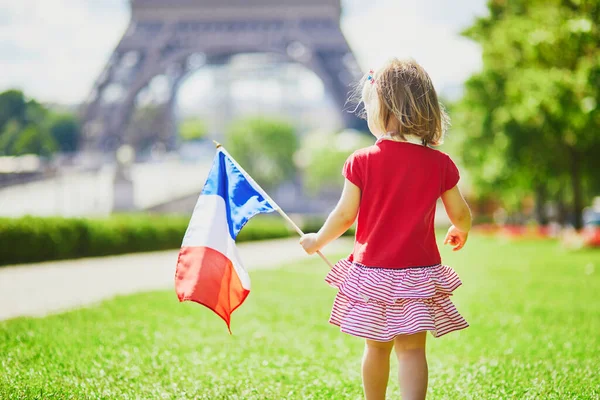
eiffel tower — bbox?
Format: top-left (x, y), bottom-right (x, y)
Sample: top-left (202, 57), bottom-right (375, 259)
top-left (81, 0), bottom-right (364, 155)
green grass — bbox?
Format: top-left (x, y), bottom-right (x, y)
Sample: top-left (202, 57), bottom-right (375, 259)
top-left (1, 236), bottom-right (599, 399)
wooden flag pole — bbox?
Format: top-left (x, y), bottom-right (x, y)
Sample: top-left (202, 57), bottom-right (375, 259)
top-left (213, 141), bottom-right (334, 269)
top-left (274, 207), bottom-right (334, 269)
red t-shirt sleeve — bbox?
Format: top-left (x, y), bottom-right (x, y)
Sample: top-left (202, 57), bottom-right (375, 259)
top-left (442, 155), bottom-right (460, 193)
top-left (342, 151), bottom-right (364, 189)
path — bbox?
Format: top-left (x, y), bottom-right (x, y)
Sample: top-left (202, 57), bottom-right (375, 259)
top-left (0, 237), bottom-right (353, 321)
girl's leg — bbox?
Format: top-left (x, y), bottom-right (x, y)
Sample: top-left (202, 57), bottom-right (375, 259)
top-left (362, 339), bottom-right (394, 400)
top-left (394, 332), bottom-right (428, 400)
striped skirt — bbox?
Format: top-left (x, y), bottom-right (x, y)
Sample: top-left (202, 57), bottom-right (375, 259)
top-left (325, 259), bottom-right (469, 342)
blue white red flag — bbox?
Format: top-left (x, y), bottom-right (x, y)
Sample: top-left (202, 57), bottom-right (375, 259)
top-left (175, 147), bottom-right (276, 331)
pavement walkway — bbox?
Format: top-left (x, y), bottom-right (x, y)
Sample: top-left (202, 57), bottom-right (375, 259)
top-left (0, 237), bottom-right (352, 321)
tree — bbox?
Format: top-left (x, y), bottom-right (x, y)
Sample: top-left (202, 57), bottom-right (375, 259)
top-left (0, 120), bottom-right (23, 156)
top-left (0, 90), bottom-right (27, 132)
top-left (12, 125), bottom-right (57, 157)
top-left (299, 130), bottom-right (373, 194)
top-left (0, 89), bottom-right (80, 157)
top-left (179, 118), bottom-right (207, 141)
top-left (24, 99), bottom-right (48, 126)
top-left (455, 0), bottom-right (600, 229)
top-left (49, 114), bottom-right (80, 153)
top-left (225, 117), bottom-right (299, 189)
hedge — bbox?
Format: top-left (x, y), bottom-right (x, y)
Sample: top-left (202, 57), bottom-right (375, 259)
top-left (0, 214), bottom-right (353, 267)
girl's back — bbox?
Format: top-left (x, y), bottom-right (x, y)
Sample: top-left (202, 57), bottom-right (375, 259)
top-left (346, 139), bottom-right (459, 268)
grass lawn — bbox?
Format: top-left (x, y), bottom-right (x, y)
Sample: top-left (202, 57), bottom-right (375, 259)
top-left (1, 235), bottom-right (599, 399)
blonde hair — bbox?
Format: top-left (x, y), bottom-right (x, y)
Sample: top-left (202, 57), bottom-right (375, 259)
top-left (352, 58), bottom-right (449, 146)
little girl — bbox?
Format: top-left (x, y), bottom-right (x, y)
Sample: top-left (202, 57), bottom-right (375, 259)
top-left (300, 59), bottom-right (471, 400)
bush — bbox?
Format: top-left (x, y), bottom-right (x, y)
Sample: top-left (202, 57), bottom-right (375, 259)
top-left (179, 118), bottom-right (207, 142)
top-left (0, 214), bottom-right (348, 266)
top-left (49, 113), bottom-right (80, 153)
top-left (225, 117), bottom-right (299, 190)
top-left (0, 215), bottom-right (186, 266)
top-left (300, 216), bottom-right (356, 237)
top-left (236, 216), bottom-right (291, 242)
top-left (298, 130), bottom-right (373, 194)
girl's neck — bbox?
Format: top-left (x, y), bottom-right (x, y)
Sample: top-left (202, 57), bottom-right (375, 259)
top-left (378, 132), bottom-right (424, 146)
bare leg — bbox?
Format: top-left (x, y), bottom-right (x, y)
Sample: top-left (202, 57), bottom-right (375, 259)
top-left (362, 339), bottom-right (394, 400)
top-left (394, 332), bottom-right (428, 400)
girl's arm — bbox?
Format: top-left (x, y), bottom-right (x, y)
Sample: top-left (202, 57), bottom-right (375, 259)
top-left (441, 186), bottom-right (472, 251)
top-left (300, 179), bottom-right (361, 254)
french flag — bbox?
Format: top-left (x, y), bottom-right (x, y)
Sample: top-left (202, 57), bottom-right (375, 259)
top-left (175, 147), bottom-right (276, 331)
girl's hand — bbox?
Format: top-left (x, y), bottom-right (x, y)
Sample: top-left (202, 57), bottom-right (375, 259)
top-left (300, 233), bottom-right (321, 255)
top-left (444, 225), bottom-right (469, 251)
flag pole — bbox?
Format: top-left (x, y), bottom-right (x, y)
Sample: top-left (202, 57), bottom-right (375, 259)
top-left (213, 141), bottom-right (334, 269)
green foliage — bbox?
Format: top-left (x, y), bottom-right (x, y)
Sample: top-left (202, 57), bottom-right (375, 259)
top-left (454, 1), bottom-right (600, 226)
top-left (1, 236), bottom-right (599, 398)
top-left (0, 120), bottom-right (22, 156)
top-left (179, 118), bottom-right (208, 141)
top-left (0, 90), bottom-right (27, 131)
top-left (49, 113), bottom-right (80, 153)
top-left (0, 215), bottom-right (185, 265)
top-left (0, 121), bottom-right (58, 157)
top-left (24, 100), bottom-right (48, 126)
top-left (226, 117), bottom-right (299, 189)
top-left (12, 125), bottom-right (57, 157)
top-left (0, 89), bottom-right (81, 156)
top-left (301, 215), bottom-right (356, 237)
top-left (235, 216), bottom-right (290, 242)
top-left (300, 130), bottom-right (373, 193)
top-left (0, 215), bottom-right (328, 266)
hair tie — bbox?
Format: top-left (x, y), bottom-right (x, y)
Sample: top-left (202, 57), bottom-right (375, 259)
top-left (367, 70), bottom-right (376, 85)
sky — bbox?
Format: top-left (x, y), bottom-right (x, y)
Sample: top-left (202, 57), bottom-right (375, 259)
top-left (0, 0), bottom-right (487, 105)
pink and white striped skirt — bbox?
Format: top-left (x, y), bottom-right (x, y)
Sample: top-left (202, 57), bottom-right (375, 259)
top-left (325, 259), bottom-right (469, 342)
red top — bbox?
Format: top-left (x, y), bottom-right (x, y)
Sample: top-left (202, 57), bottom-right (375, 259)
top-left (343, 139), bottom-right (460, 269)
